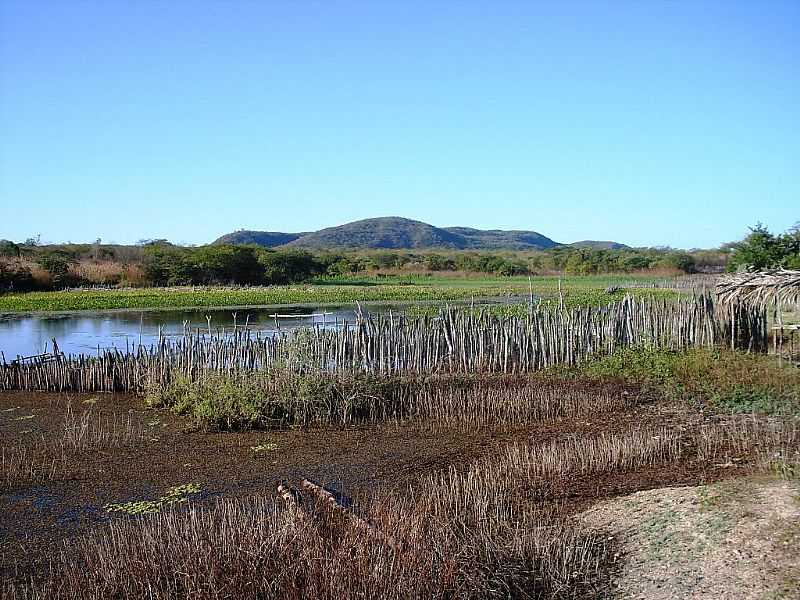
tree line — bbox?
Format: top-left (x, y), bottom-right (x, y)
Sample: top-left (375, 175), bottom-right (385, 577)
top-left (1, 222), bottom-right (797, 292)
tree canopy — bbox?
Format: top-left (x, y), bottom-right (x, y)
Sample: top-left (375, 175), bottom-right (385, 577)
top-left (727, 224), bottom-right (800, 272)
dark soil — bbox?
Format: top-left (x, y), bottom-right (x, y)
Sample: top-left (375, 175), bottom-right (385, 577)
top-left (0, 388), bottom-right (750, 584)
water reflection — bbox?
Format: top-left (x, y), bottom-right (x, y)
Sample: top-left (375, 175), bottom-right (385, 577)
top-left (0, 306), bottom-right (360, 359)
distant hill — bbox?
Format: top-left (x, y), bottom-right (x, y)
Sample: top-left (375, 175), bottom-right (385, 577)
top-left (569, 240), bottom-right (630, 250)
top-left (214, 217), bottom-right (623, 251)
top-left (214, 231), bottom-right (304, 247)
top-left (287, 217), bottom-right (468, 249)
top-left (443, 227), bottom-right (559, 250)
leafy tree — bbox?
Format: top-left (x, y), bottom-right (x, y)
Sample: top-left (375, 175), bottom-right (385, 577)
top-left (142, 244), bottom-right (195, 285)
top-left (423, 254), bottom-right (455, 271)
top-left (0, 240), bottom-right (20, 258)
top-left (727, 224), bottom-right (795, 271)
top-left (657, 252), bottom-right (696, 273)
top-left (622, 255), bottom-right (651, 271)
top-left (189, 245), bottom-right (264, 285)
top-left (258, 250), bottom-right (324, 284)
top-left (35, 250), bottom-right (77, 287)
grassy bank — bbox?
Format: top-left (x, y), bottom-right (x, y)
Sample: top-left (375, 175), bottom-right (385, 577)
top-left (558, 347), bottom-right (800, 417)
top-left (145, 371), bottom-right (639, 430)
top-left (144, 348), bottom-right (800, 431)
top-left (0, 284), bottom-right (518, 313)
top-left (0, 275), bottom-right (680, 313)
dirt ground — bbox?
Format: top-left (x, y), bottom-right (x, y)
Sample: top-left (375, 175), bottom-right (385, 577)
top-left (0, 388), bottom-right (763, 587)
top-left (580, 477), bottom-right (800, 599)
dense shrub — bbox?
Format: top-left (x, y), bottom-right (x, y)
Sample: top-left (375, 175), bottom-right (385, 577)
top-left (190, 245), bottom-right (264, 285)
top-left (0, 240), bottom-right (21, 258)
top-left (258, 249), bottom-right (326, 284)
top-left (35, 251), bottom-right (80, 288)
top-left (726, 223), bottom-right (800, 271)
top-left (145, 370), bottom-right (411, 429)
top-left (0, 261), bottom-right (36, 292)
top-left (141, 243), bottom-right (196, 285)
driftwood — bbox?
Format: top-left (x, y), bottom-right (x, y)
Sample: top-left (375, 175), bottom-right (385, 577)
top-left (277, 482), bottom-right (302, 508)
top-left (301, 478), bottom-right (403, 552)
top-left (276, 479), bottom-right (403, 552)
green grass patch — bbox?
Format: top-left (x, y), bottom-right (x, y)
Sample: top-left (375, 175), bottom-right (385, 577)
top-left (0, 275), bottom-right (678, 313)
top-left (0, 285), bottom-right (519, 312)
top-left (560, 347), bottom-right (800, 416)
top-left (145, 369), bottom-right (412, 430)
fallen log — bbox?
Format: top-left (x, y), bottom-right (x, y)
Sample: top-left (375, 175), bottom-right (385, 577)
top-left (277, 482), bottom-right (306, 521)
top-left (301, 478), bottom-right (403, 552)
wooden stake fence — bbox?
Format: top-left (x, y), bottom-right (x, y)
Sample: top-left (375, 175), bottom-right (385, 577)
top-left (0, 294), bottom-right (767, 393)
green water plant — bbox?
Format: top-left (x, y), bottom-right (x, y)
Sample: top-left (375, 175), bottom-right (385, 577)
top-left (251, 441), bottom-right (279, 453)
top-left (104, 483), bottom-right (201, 516)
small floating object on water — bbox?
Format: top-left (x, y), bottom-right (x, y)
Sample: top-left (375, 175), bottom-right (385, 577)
top-left (267, 312), bottom-right (334, 319)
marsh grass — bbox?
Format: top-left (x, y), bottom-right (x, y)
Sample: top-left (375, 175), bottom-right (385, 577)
top-left (8, 421), bottom-right (798, 599)
top-left (60, 403), bottom-right (147, 450)
top-left (696, 417), bottom-right (800, 475)
top-left (560, 347), bottom-right (800, 417)
top-left (0, 443), bottom-right (63, 490)
top-left (2, 404), bottom-right (149, 490)
top-left (146, 371), bottom-right (640, 430)
top-left (6, 469), bottom-right (611, 600)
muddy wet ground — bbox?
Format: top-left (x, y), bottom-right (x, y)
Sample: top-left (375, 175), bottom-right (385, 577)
top-left (0, 388), bottom-right (749, 583)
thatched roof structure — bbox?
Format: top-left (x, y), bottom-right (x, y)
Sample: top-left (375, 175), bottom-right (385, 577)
top-left (716, 269), bottom-right (800, 307)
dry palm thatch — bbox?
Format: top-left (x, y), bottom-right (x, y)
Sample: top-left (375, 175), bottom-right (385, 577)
top-left (716, 269), bottom-right (800, 307)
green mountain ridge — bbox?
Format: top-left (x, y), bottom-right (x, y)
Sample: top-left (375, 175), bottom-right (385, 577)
top-left (213, 217), bottom-right (628, 251)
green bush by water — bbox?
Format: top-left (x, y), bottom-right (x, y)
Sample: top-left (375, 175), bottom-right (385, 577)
top-left (565, 347), bottom-right (800, 417)
top-left (145, 370), bottom-right (412, 430)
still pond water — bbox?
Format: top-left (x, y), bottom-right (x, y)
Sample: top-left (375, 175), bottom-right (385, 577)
top-left (0, 305), bottom-right (391, 359)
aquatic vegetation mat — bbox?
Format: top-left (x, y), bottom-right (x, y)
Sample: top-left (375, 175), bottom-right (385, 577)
top-left (103, 483), bottom-right (201, 516)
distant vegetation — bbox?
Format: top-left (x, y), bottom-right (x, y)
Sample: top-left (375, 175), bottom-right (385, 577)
top-left (725, 222), bottom-right (800, 271)
top-left (214, 231), bottom-right (304, 246)
top-left (0, 239), bottom-right (714, 294)
top-left (10, 216), bottom-right (796, 294)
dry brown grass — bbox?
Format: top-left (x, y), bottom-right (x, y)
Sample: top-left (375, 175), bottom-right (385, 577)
top-left (430, 428), bottom-right (684, 509)
top-left (60, 403), bottom-right (147, 451)
top-left (415, 379), bottom-right (637, 430)
top-left (5, 470), bottom-right (610, 600)
top-left (4, 411), bottom-right (799, 599)
top-left (696, 417), bottom-right (800, 474)
top-left (69, 260), bottom-right (126, 285)
top-left (119, 263), bottom-right (147, 286)
top-left (0, 443), bottom-right (62, 490)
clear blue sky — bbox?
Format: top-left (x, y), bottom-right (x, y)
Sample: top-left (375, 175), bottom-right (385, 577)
top-left (1, 1), bottom-right (797, 249)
